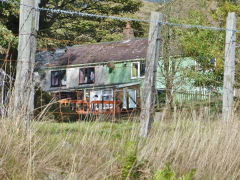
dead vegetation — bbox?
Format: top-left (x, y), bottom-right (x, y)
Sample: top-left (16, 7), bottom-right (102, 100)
top-left (0, 105), bottom-right (240, 179)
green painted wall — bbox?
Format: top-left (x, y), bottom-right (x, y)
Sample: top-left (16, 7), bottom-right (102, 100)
top-left (105, 58), bottom-right (196, 91)
top-left (105, 62), bottom-right (143, 85)
top-left (156, 57), bottom-right (196, 91)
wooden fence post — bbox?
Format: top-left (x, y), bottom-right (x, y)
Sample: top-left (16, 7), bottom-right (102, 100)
top-left (139, 12), bottom-right (162, 137)
top-left (222, 12), bottom-right (236, 121)
top-left (14, 0), bottom-right (40, 122)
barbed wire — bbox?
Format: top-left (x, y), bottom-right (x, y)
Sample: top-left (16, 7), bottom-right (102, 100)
top-left (1, 0), bottom-right (239, 119)
top-left (1, 0), bottom-right (240, 33)
top-left (1, 57), bottom-right (237, 71)
top-left (0, 58), bottom-right (232, 118)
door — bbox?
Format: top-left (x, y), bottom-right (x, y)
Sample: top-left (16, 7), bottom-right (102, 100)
top-left (128, 89), bottom-right (136, 109)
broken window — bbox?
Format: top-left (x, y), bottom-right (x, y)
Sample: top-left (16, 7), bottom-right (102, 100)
top-left (131, 61), bottom-right (146, 78)
top-left (90, 90), bottom-right (102, 101)
top-left (140, 61), bottom-right (146, 77)
top-left (128, 89), bottom-right (136, 109)
top-left (123, 88), bottom-right (137, 109)
top-left (51, 70), bottom-right (66, 87)
top-left (102, 90), bottom-right (113, 101)
top-left (79, 67), bottom-right (95, 84)
top-left (60, 91), bottom-right (77, 100)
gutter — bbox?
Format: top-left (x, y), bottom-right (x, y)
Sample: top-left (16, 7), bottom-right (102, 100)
top-left (36, 58), bottom-right (146, 71)
top-left (46, 82), bottom-right (141, 93)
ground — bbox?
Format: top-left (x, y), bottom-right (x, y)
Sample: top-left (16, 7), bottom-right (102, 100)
top-left (1, 112), bottom-right (240, 179)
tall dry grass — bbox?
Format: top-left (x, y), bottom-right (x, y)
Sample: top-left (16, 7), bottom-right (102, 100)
top-left (143, 111), bottom-right (240, 180)
top-left (0, 106), bottom-right (240, 179)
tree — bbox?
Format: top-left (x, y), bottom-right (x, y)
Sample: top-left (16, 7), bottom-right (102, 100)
top-left (177, 10), bottom-right (225, 91)
top-left (153, 0), bottom-right (240, 109)
top-left (0, 0), bottom-right (144, 49)
top-left (0, 0), bottom-right (145, 94)
top-left (156, 1), bottom-right (193, 109)
top-left (177, 1), bottom-right (240, 91)
top-left (0, 22), bottom-right (17, 57)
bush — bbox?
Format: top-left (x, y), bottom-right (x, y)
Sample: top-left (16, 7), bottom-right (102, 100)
top-left (153, 163), bottom-right (195, 180)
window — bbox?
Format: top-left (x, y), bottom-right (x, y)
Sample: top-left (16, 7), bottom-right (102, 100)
top-left (90, 90), bottom-right (113, 102)
top-left (128, 89), bottom-right (136, 109)
top-left (51, 70), bottom-right (66, 87)
top-left (131, 62), bottom-right (139, 78)
top-left (140, 61), bottom-right (146, 77)
top-left (102, 90), bottom-right (113, 110)
top-left (123, 88), bottom-right (137, 109)
top-left (79, 67), bottom-right (95, 84)
top-left (102, 90), bottom-right (113, 101)
top-left (131, 61), bottom-right (146, 79)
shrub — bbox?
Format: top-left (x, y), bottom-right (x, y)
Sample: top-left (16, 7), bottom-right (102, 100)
top-left (153, 163), bottom-right (195, 180)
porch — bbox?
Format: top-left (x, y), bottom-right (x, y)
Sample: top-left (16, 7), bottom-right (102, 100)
top-left (56, 85), bottom-right (141, 116)
top-left (59, 99), bottom-right (122, 115)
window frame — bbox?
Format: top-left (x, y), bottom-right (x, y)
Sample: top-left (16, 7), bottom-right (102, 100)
top-left (131, 61), bottom-right (145, 79)
top-left (128, 88), bottom-right (137, 109)
top-left (102, 89), bottom-right (113, 101)
top-left (50, 70), bottom-right (67, 87)
top-left (123, 88), bottom-right (137, 109)
top-left (139, 61), bottom-right (146, 78)
top-left (79, 67), bottom-right (95, 85)
top-left (131, 62), bottom-right (140, 79)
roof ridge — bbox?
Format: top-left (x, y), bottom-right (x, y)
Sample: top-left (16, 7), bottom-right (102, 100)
top-left (71, 37), bottom-right (148, 48)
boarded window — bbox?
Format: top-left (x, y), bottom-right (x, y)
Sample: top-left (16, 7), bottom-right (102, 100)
top-left (79, 67), bottom-right (95, 84)
top-left (51, 70), bottom-right (66, 87)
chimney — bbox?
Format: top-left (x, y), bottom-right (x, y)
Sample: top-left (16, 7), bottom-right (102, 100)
top-left (123, 22), bottom-right (135, 40)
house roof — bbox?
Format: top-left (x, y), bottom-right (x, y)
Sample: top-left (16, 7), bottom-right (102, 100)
top-left (47, 38), bottom-right (148, 67)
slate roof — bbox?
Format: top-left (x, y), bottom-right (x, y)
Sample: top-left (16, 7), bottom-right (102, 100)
top-left (35, 48), bottom-right (66, 69)
top-left (37, 38), bottom-right (148, 67)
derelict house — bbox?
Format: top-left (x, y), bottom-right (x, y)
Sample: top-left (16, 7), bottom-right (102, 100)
top-left (35, 23), bottom-right (150, 115)
top-left (35, 23), bottom-right (195, 115)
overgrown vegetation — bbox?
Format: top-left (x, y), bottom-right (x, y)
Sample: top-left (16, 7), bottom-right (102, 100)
top-left (0, 0), bottom-right (145, 49)
top-left (1, 0), bottom-right (240, 178)
top-left (0, 108), bottom-right (240, 179)
top-left (153, 163), bottom-right (195, 180)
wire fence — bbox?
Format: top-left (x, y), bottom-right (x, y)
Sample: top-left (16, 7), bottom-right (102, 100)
top-left (0, 0), bottom-right (239, 120)
top-left (1, 0), bottom-right (240, 32)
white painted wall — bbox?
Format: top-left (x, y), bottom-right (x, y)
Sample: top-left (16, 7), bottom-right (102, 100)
top-left (95, 66), bottom-right (106, 85)
top-left (40, 65), bottom-right (107, 91)
top-left (67, 68), bottom-right (79, 88)
top-left (41, 70), bottom-right (51, 91)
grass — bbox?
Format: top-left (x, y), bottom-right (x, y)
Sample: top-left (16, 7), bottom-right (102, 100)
top-left (0, 108), bottom-right (240, 179)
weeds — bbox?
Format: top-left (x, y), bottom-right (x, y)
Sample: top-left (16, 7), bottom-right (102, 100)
top-left (120, 140), bottom-right (146, 180)
top-left (153, 163), bottom-right (195, 180)
top-left (0, 109), bottom-right (240, 179)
